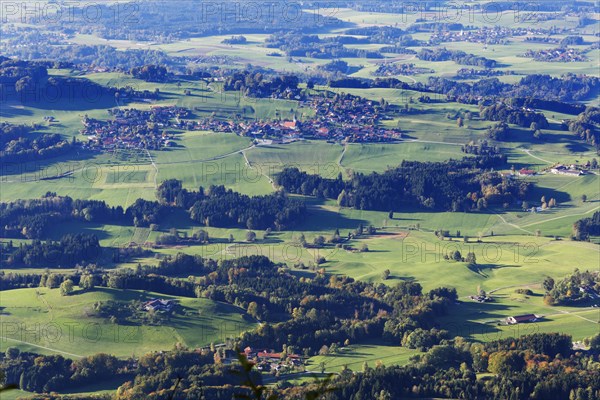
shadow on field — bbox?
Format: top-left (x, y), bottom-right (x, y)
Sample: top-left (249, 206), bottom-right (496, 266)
top-left (439, 301), bottom-right (513, 341)
top-left (508, 127), bottom-right (577, 146)
top-left (565, 142), bottom-right (592, 152)
top-left (298, 207), bottom-right (369, 231)
top-left (389, 275), bottom-right (415, 281)
top-left (468, 263), bottom-right (520, 278)
top-left (0, 104), bottom-right (34, 118)
top-left (0, 148), bottom-right (100, 178)
top-left (524, 184), bottom-right (573, 204)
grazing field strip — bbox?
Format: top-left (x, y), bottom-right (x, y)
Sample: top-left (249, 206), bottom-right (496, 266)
top-left (519, 205), bottom-right (600, 228)
top-left (131, 228), bottom-right (151, 245)
top-left (521, 149), bottom-right (553, 164)
top-left (242, 149), bottom-right (275, 189)
top-left (146, 149), bottom-right (159, 189)
top-left (493, 212), bottom-right (533, 234)
top-left (154, 144), bottom-right (256, 166)
top-left (0, 336), bottom-right (84, 359)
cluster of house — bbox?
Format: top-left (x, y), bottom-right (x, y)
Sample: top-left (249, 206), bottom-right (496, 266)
top-left (524, 37), bottom-right (560, 44)
top-left (80, 92), bottom-right (404, 151)
top-left (142, 298), bottom-right (176, 312)
top-left (550, 164), bottom-right (586, 176)
top-left (307, 95), bottom-right (402, 142)
top-left (516, 164), bottom-right (589, 178)
top-left (429, 25), bottom-right (572, 46)
top-left (456, 68), bottom-right (514, 79)
top-left (428, 27), bottom-right (516, 45)
top-left (373, 63), bottom-right (434, 77)
top-left (220, 347), bottom-right (304, 374)
top-left (188, 94), bottom-right (402, 143)
top-left (469, 294), bottom-right (494, 303)
top-left (80, 106), bottom-right (193, 150)
top-left (522, 48), bottom-right (588, 62)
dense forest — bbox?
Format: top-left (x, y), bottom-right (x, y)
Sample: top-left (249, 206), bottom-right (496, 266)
top-left (572, 211), bottom-right (600, 240)
top-left (425, 74), bottom-right (600, 103)
top-left (1, 233), bottom-right (101, 268)
top-left (23, 2), bottom-right (343, 42)
top-left (157, 180), bottom-right (307, 230)
top-left (276, 156), bottom-right (528, 212)
top-left (0, 194), bottom-right (124, 239)
top-left (480, 103), bottom-right (549, 129)
top-left (565, 107), bottom-right (600, 147)
top-left (264, 32), bottom-right (383, 59)
top-left (0, 181), bottom-right (307, 240)
top-left (3, 43), bottom-right (176, 71)
top-left (320, 70), bottom-right (599, 105)
top-left (0, 57), bottom-right (161, 104)
top-left (544, 269), bottom-right (599, 306)
top-left (417, 48), bottom-right (498, 68)
top-left (290, 333), bottom-right (599, 400)
top-left (223, 71), bottom-right (302, 99)
top-left (0, 127), bottom-right (73, 163)
top-left (129, 65), bottom-right (171, 82)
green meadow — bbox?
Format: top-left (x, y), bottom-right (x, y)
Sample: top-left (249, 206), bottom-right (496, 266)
top-left (305, 343), bottom-right (421, 373)
top-left (1, 15), bottom-right (599, 372)
top-left (0, 287), bottom-right (257, 358)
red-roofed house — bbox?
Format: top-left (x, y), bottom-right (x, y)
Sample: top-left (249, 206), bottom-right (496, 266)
top-left (518, 168), bottom-right (536, 176)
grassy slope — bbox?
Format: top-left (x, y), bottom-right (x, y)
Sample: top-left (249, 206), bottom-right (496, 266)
top-left (0, 287), bottom-right (257, 358)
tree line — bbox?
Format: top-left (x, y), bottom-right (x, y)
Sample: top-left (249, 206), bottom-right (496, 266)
top-left (275, 156), bottom-right (529, 212)
top-left (289, 333), bottom-right (598, 400)
top-left (572, 211), bottom-right (600, 241)
top-left (157, 180), bottom-right (307, 230)
top-left (1, 233), bottom-right (101, 268)
top-left (417, 48), bottom-right (498, 68)
top-left (223, 71), bottom-right (302, 99)
top-left (480, 103), bottom-right (549, 129)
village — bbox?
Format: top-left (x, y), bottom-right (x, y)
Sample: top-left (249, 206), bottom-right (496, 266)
top-left (455, 68), bottom-right (515, 79)
top-left (79, 93), bottom-right (403, 151)
top-left (80, 106), bottom-right (191, 150)
top-left (372, 62), bottom-right (434, 77)
top-left (521, 47), bottom-right (588, 62)
top-left (428, 26), bottom-right (570, 46)
top-left (229, 347), bottom-right (306, 375)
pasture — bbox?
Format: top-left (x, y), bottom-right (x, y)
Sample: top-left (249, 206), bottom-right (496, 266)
top-left (0, 287), bottom-right (257, 358)
top-left (1, 12), bottom-right (599, 364)
top-left (305, 343), bottom-right (421, 373)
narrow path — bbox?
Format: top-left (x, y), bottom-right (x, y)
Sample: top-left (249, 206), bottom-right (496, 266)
top-left (242, 149), bottom-right (276, 190)
top-left (403, 138), bottom-right (463, 146)
top-left (520, 205), bottom-right (600, 228)
top-left (487, 284), bottom-right (599, 325)
top-left (488, 282), bottom-right (540, 294)
top-left (492, 212), bottom-right (533, 234)
top-left (337, 143), bottom-right (348, 172)
top-left (0, 336), bottom-right (84, 358)
top-left (521, 149), bottom-right (553, 164)
top-left (544, 308), bottom-right (599, 324)
top-left (154, 144), bottom-right (256, 166)
top-left (146, 149), bottom-right (159, 189)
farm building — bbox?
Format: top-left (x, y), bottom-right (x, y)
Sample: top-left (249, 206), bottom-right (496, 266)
top-left (506, 314), bottom-right (538, 324)
top-left (550, 164), bottom-right (584, 176)
top-left (143, 299), bottom-right (176, 312)
top-left (518, 168), bottom-right (536, 176)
